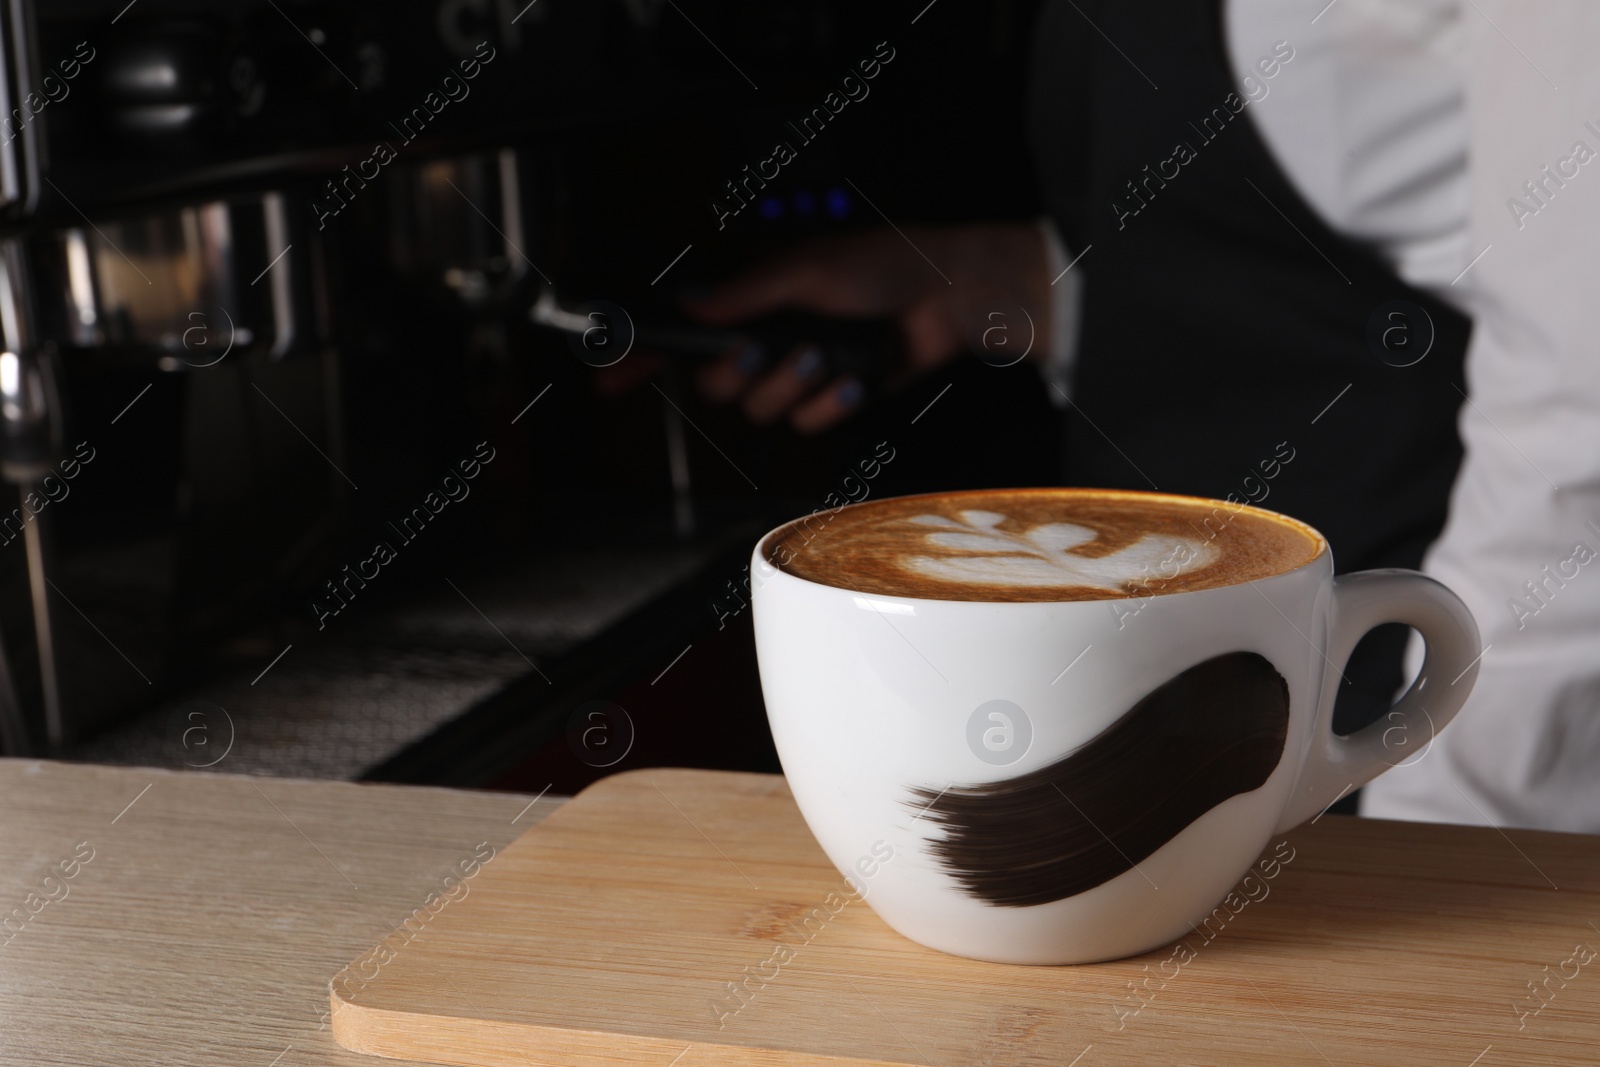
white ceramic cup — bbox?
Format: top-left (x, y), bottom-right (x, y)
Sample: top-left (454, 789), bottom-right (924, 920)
top-left (751, 489), bottom-right (1481, 964)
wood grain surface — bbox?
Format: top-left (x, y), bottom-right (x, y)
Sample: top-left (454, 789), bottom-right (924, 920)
top-left (0, 758), bottom-right (558, 1067)
top-left (334, 768), bottom-right (1600, 1067)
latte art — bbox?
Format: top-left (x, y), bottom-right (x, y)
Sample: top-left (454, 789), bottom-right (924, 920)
top-left (764, 488), bottom-right (1323, 603)
top-left (902, 510), bottom-right (1217, 592)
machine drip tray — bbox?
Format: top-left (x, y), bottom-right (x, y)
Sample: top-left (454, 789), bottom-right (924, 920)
top-left (64, 532), bottom-right (759, 784)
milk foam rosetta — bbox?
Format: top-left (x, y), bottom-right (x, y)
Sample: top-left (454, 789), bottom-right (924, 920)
top-left (765, 488), bottom-right (1324, 602)
top-left (902, 511), bottom-right (1218, 592)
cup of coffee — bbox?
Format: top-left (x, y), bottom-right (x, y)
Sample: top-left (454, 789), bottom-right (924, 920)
top-left (750, 488), bottom-right (1480, 964)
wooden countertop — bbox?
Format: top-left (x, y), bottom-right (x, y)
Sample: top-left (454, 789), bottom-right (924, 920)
top-left (0, 758), bottom-right (559, 1067)
top-left (4, 759), bottom-right (1597, 1066)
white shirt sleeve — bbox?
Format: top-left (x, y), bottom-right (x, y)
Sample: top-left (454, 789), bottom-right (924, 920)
top-left (1226, 0), bottom-right (1470, 303)
top-left (1360, 2), bottom-right (1600, 831)
top-left (1037, 216), bottom-right (1084, 405)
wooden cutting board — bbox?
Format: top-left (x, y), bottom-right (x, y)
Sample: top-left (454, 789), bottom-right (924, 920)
top-left (331, 768), bottom-right (1600, 1066)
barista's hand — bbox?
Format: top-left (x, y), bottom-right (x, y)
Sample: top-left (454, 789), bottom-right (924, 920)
top-left (683, 223), bottom-right (1051, 434)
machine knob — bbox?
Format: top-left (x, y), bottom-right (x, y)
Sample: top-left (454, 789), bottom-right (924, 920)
top-left (96, 21), bottom-right (243, 137)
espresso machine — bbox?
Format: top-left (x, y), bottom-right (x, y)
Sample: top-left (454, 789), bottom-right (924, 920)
top-left (0, 0), bottom-right (1043, 772)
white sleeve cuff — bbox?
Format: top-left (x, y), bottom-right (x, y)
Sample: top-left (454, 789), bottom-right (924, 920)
top-left (1036, 216), bottom-right (1084, 407)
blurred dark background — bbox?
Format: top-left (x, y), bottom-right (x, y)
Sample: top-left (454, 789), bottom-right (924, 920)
top-left (0, 0), bottom-right (1061, 792)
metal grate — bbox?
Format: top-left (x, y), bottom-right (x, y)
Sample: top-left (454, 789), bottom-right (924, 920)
top-left (66, 546), bottom-right (708, 779)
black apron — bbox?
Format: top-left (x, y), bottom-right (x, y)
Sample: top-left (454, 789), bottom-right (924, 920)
top-left (1030, 0), bottom-right (1470, 734)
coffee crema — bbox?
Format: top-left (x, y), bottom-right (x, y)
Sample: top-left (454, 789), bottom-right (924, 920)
top-left (764, 488), bottom-right (1323, 602)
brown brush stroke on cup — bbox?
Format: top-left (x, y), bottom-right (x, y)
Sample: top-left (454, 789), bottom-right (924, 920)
top-left (908, 651), bottom-right (1290, 908)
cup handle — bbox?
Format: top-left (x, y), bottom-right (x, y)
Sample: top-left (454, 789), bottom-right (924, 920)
top-left (1273, 568), bottom-right (1482, 833)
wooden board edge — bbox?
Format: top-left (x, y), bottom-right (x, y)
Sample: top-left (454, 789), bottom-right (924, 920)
top-left (573, 766), bottom-right (791, 801)
top-left (329, 983), bottom-right (922, 1067)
